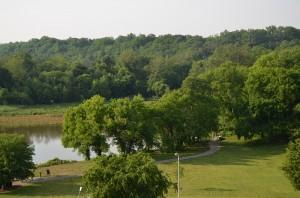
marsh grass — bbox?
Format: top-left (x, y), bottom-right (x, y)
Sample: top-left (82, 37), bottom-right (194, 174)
top-left (0, 103), bottom-right (77, 116)
top-left (0, 115), bottom-right (63, 130)
top-left (0, 103), bottom-right (75, 130)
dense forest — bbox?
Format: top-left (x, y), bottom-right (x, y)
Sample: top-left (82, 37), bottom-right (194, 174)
top-left (1, 26), bottom-right (300, 104)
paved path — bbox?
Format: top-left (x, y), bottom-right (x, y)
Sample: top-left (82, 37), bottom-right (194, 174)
top-left (22, 140), bottom-right (220, 183)
top-left (157, 140), bottom-right (221, 164)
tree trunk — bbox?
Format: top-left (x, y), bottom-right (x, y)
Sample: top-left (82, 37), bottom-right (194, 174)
top-left (85, 148), bottom-right (91, 160)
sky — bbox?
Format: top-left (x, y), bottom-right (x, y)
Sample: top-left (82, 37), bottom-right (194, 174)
top-left (0, 0), bottom-right (300, 43)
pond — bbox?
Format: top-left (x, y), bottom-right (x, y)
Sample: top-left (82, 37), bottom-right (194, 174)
top-left (2, 125), bottom-right (118, 164)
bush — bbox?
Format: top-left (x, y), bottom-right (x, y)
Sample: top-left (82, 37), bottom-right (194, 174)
top-left (83, 153), bottom-right (172, 198)
top-left (0, 133), bottom-right (35, 189)
top-left (283, 139), bottom-right (300, 190)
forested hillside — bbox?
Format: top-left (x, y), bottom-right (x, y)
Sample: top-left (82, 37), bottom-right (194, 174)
top-left (0, 26), bottom-right (300, 104)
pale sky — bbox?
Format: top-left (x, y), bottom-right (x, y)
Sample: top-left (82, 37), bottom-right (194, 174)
top-left (0, 0), bottom-right (300, 43)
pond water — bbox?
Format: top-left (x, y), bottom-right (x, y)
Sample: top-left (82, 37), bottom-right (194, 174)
top-left (2, 125), bottom-right (118, 164)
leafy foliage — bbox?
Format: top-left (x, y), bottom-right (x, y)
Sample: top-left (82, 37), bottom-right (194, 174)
top-left (283, 139), bottom-right (300, 190)
top-left (0, 133), bottom-right (35, 189)
top-left (1, 26), bottom-right (300, 104)
top-left (105, 96), bottom-right (155, 154)
top-left (62, 95), bottom-right (108, 160)
top-left (83, 153), bottom-right (171, 198)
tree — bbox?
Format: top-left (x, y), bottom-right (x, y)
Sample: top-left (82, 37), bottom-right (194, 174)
top-left (62, 95), bottom-right (108, 160)
top-left (182, 76), bottom-right (219, 143)
top-left (2, 53), bottom-right (35, 82)
top-left (205, 44), bottom-right (260, 68)
top-left (153, 90), bottom-right (188, 151)
top-left (105, 95), bottom-right (155, 154)
top-left (245, 47), bottom-right (300, 139)
top-left (0, 67), bottom-right (13, 88)
top-left (154, 86), bottom-right (218, 151)
top-left (83, 153), bottom-right (171, 198)
top-left (0, 134), bottom-right (35, 190)
top-left (254, 46), bottom-right (300, 69)
top-left (201, 62), bottom-right (249, 137)
top-left (117, 49), bottom-right (149, 95)
top-left (146, 55), bottom-right (191, 96)
top-left (283, 139), bottom-right (300, 190)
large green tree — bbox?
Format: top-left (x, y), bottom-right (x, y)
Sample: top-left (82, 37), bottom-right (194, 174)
top-left (245, 47), bottom-right (300, 139)
top-left (105, 95), bottom-right (155, 154)
top-left (0, 134), bottom-right (35, 190)
top-left (154, 86), bottom-right (218, 151)
top-left (83, 153), bottom-right (171, 198)
top-left (200, 62), bottom-right (249, 137)
top-left (62, 95), bottom-right (108, 160)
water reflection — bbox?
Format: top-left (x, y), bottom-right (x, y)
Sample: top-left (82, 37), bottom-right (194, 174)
top-left (0, 125), bottom-right (118, 164)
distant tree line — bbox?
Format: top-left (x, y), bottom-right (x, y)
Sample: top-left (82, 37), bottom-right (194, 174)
top-left (1, 26), bottom-right (300, 104)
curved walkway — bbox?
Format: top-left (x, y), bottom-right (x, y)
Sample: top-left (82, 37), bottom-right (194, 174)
top-left (23, 140), bottom-right (221, 183)
top-left (157, 140), bottom-right (221, 164)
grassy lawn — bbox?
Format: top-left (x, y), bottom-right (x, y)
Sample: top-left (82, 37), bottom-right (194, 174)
top-left (1, 178), bottom-right (84, 198)
top-left (150, 142), bottom-right (209, 161)
top-left (161, 137), bottom-right (300, 198)
top-left (34, 161), bottom-right (92, 177)
top-left (2, 137), bottom-right (300, 198)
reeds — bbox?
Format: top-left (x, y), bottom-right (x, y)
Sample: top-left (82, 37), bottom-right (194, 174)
top-left (0, 115), bottom-right (63, 131)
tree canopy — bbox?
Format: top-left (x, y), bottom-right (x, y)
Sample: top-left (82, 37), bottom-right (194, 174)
top-left (0, 133), bottom-right (35, 189)
top-left (1, 26), bottom-right (300, 105)
top-left (83, 153), bottom-right (171, 198)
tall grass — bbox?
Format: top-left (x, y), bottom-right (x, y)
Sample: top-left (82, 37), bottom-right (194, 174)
top-left (0, 103), bottom-right (77, 116)
top-left (0, 115), bottom-right (63, 131)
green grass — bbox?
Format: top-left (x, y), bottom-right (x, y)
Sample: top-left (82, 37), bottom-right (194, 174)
top-left (150, 143), bottom-right (209, 161)
top-left (34, 161), bottom-right (92, 177)
top-left (160, 137), bottom-right (300, 198)
top-left (2, 137), bottom-right (300, 197)
top-left (0, 103), bottom-right (77, 116)
top-left (1, 178), bottom-right (84, 198)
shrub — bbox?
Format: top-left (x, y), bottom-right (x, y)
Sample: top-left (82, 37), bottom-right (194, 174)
top-left (283, 139), bottom-right (300, 190)
top-left (0, 133), bottom-right (35, 189)
top-left (83, 153), bottom-right (172, 198)
top-left (37, 157), bottom-right (77, 168)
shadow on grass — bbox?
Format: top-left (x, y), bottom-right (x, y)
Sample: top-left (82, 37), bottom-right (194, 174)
top-left (181, 140), bottom-right (286, 166)
top-left (5, 178), bottom-right (82, 197)
top-left (200, 187), bottom-right (236, 192)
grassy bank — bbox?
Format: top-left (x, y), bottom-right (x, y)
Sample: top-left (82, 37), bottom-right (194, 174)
top-left (0, 103), bottom-right (76, 130)
top-left (3, 137), bottom-right (300, 198)
top-left (0, 103), bottom-right (77, 116)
